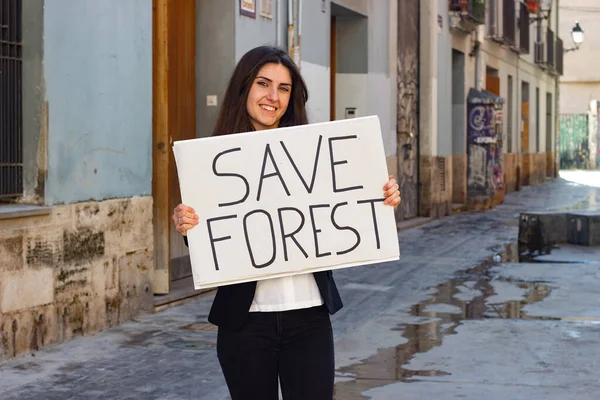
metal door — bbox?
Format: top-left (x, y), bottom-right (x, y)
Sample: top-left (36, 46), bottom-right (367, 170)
top-left (559, 114), bottom-right (588, 170)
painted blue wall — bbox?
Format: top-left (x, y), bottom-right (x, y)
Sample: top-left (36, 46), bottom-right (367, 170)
top-left (44, 0), bottom-right (152, 205)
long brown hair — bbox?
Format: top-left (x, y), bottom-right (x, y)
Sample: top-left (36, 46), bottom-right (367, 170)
top-left (212, 46), bottom-right (309, 136)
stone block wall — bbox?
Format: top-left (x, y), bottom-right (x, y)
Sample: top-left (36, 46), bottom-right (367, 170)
top-left (0, 197), bottom-right (153, 360)
top-left (451, 154), bottom-right (467, 204)
top-left (503, 153), bottom-right (519, 194)
top-left (419, 155), bottom-right (453, 217)
top-left (546, 152), bottom-right (556, 178)
top-left (520, 153), bottom-right (531, 187)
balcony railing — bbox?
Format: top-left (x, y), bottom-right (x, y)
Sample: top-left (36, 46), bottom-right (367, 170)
top-left (449, 0), bottom-right (486, 25)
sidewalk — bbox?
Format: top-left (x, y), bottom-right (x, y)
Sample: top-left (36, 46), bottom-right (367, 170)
top-left (1, 172), bottom-right (599, 400)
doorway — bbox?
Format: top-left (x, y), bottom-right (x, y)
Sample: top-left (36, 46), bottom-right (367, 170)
top-left (152, 0), bottom-right (197, 295)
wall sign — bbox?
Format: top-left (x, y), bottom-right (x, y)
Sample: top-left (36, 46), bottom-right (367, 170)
top-left (240, 0), bottom-right (256, 18)
top-left (260, 0), bottom-right (273, 19)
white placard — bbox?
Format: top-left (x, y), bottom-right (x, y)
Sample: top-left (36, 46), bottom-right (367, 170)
top-left (173, 116), bottom-right (400, 289)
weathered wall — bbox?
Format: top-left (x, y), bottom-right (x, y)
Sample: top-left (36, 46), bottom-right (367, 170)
top-left (43, 0), bottom-right (153, 205)
top-left (0, 197), bottom-right (153, 360)
top-left (22, 0), bottom-right (46, 203)
top-left (396, 0), bottom-right (419, 220)
top-left (419, 155), bottom-right (453, 218)
top-left (446, 0), bottom-right (558, 210)
top-left (437, 0), bottom-right (453, 157)
top-left (504, 153), bottom-right (519, 194)
top-left (559, 0), bottom-right (600, 114)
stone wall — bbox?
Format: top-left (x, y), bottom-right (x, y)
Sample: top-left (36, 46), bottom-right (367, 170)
top-left (451, 154), bottom-right (467, 204)
top-left (503, 153), bottom-right (519, 194)
top-left (546, 152), bottom-right (556, 178)
top-left (419, 155), bottom-right (453, 217)
top-left (0, 197), bottom-right (153, 360)
top-left (530, 153), bottom-right (548, 186)
top-left (520, 153), bottom-right (531, 187)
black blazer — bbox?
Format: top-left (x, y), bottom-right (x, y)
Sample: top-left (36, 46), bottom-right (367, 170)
top-left (184, 237), bottom-right (343, 331)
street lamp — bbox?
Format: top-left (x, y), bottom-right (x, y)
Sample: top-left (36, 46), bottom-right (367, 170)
top-left (565, 21), bottom-right (584, 52)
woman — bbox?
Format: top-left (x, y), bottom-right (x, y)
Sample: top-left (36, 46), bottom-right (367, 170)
top-left (172, 45), bottom-right (401, 400)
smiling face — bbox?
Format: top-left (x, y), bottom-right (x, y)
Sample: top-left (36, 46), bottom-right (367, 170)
top-left (246, 62), bottom-right (292, 131)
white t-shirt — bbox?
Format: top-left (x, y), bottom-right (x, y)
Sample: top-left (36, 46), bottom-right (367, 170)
top-left (249, 273), bottom-right (324, 312)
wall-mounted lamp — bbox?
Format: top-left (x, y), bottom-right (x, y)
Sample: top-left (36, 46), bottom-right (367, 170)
top-left (565, 21), bottom-right (584, 52)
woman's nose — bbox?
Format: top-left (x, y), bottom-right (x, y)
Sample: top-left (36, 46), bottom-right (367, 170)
top-left (266, 87), bottom-right (278, 101)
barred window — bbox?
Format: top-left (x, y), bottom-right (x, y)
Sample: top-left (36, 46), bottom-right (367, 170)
top-left (0, 0), bottom-right (23, 200)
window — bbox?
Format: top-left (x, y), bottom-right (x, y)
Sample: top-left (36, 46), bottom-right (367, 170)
top-left (0, 0), bottom-right (23, 200)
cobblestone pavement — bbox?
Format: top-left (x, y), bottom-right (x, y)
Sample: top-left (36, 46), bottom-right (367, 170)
top-left (1, 171), bottom-right (599, 400)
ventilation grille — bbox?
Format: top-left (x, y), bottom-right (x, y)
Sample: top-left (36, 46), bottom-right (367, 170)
top-left (438, 157), bottom-right (446, 192)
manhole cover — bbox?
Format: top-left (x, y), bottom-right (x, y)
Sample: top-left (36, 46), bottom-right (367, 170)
top-left (166, 340), bottom-right (215, 351)
top-left (182, 322), bottom-right (218, 332)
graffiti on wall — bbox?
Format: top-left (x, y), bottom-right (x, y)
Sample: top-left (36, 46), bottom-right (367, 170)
top-left (467, 143), bottom-right (487, 188)
top-left (559, 114), bottom-right (588, 170)
top-left (396, 0), bottom-right (419, 220)
top-left (467, 95), bottom-right (504, 197)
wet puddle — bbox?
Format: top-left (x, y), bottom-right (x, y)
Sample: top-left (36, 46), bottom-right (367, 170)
top-left (334, 247), bottom-right (559, 399)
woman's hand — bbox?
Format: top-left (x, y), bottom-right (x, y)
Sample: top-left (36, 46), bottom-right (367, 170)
top-left (383, 175), bottom-right (401, 207)
top-left (172, 203), bottom-right (199, 236)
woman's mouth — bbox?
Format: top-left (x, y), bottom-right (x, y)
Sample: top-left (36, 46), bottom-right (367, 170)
top-left (260, 104), bottom-right (276, 112)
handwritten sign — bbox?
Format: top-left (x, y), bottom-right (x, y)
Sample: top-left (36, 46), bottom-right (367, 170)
top-left (173, 116), bottom-right (400, 290)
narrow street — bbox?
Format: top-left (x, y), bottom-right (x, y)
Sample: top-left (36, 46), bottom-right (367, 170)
top-left (1, 171), bottom-right (599, 400)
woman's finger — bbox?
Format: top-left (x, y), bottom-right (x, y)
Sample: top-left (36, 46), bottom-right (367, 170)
top-left (384, 190), bottom-right (401, 205)
top-left (384, 183), bottom-right (400, 198)
top-left (176, 223), bottom-right (197, 236)
top-left (177, 210), bottom-right (198, 221)
top-left (174, 204), bottom-right (195, 214)
top-left (383, 178), bottom-right (397, 191)
top-left (178, 216), bottom-right (199, 226)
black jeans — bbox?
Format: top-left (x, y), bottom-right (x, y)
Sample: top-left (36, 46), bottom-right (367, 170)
top-left (216, 305), bottom-right (334, 400)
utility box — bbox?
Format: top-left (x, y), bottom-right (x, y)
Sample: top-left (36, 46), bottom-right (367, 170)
top-left (567, 211), bottom-right (600, 247)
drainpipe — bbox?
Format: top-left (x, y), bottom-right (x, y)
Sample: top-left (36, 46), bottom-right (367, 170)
top-left (288, 0), bottom-right (293, 55)
top-left (474, 25), bottom-right (484, 91)
top-left (297, 0), bottom-right (302, 66)
top-left (276, 0), bottom-right (282, 48)
top-left (554, 0), bottom-right (560, 176)
top-left (288, 0), bottom-right (300, 66)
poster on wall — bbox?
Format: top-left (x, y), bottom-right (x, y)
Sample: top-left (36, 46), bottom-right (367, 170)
top-left (240, 0), bottom-right (256, 18)
top-left (173, 116), bottom-right (400, 290)
top-left (259, 0), bottom-right (274, 19)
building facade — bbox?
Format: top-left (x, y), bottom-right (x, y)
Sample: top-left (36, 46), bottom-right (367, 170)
top-left (1, 0), bottom-right (154, 360)
top-left (423, 0), bottom-right (562, 214)
top-left (558, 0), bottom-right (600, 169)
top-left (0, 0), bottom-right (564, 360)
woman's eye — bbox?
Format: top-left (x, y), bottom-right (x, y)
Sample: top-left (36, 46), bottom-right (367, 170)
top-left (279, 86), bottom-right (290, 92)
top-left (257, 81), bottom-right (268, 87)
